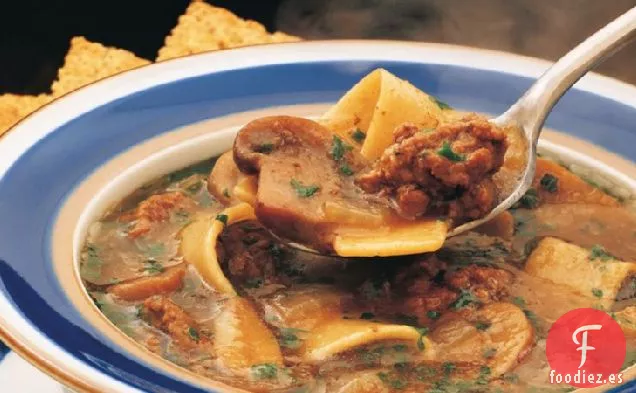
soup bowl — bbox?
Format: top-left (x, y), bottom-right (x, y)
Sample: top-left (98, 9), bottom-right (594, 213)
top-left (0, 41), bottom-right (635, 392)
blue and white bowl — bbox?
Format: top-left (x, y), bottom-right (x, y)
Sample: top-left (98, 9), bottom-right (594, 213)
top-left (0, 41), bottom-right (635, 392)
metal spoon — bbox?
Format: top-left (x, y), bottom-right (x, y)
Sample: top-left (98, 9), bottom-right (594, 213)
top-left (448, 6), bottom-right (636, 237)
top-left (274, 7), bottom-right (636, 255)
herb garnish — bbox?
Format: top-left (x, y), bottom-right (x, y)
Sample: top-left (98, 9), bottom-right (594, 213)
top-left (339, 163), bottom-right (354, 176)
top-left (81, 244), bottom-right (103, 280)
top-left (290, 179), bottom-right (320, 198)
top-left (437, 141), bottom-right (465, 162)
top-left (476, 365), bottom-right (491, 385)
top-left (483, 347), bottom-right (497, 359)
top-left (255, 143), bottom-right (275, 154)
top-left (512, 296), bottom-right (527, 308)
top-left (517, 188), bottom-right (540, 209)
top-left (188, 327), bottom-right (200, 342)
top-left (592, 288), bottom-right (604, 298)
top-left (222, 188), bottom-right (231, 198)
top-left (351, 128), bottom-right (366, 143)
top-left (432, 96), bottom-right (452, 110)
top-left (244, 278), bottom-right (263, 288)
top-left (450, 290), bottom-right (478, 310)
top-left (475, 320), bottom-right (491, 331)
top-left (145, 260), bottom-right (165, 275)
top-left (427, 310), bottom-right (441, 320)
top-left (415, 327), bottom-right (429, 351)
top-left (589, 244), bottom-right (613, 261)
top-left (279, 327), bottom-right (307, 349)
top-left (251, 363), bottom-right (278, 379)
top-left (377, 372), bottom-right (408, 390)
top-left (442, 362), bottom-right (456, 376)
top-left (216, 213), bottom-right (228, 225)
top-left (540, 173), bottom-right (559, 193)
top-left (360, 311), bottom-right (375, 320)
top-left (330, 135), bottom-right (353, 161)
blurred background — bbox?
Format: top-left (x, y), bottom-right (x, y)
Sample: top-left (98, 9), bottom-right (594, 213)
top-left (1, 0), bottom-right (635, 94)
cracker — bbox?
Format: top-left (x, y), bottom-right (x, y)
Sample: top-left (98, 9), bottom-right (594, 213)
top-left (0, 94), bottom-right (52, 137)
top-left (156, 1), bottom-right (300, 61)
top-left (51, 36), bottom-right (151, 97)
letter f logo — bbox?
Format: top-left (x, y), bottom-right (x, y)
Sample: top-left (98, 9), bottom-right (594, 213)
top-left (572, 324), bottom-right (603, 368)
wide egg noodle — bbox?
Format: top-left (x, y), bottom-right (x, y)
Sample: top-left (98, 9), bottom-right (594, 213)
top-left (180, 202), bottom-right (256, 295)
top-left (320, 68), bottom-right (444, 161)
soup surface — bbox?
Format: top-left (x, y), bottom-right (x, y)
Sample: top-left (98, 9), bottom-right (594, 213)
top-left (80, 70), bottom-right (636, 393)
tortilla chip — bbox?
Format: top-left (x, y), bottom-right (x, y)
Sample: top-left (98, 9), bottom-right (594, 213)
top-left (0, 94), bottom-right (52, 137)
top-left (156, 1), bottom-right (300, 61)
top-left (51, 36), bottom-right (150, 97)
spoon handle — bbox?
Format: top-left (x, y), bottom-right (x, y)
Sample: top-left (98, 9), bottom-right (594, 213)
top-left (497, 6), bottom-right (636, 146)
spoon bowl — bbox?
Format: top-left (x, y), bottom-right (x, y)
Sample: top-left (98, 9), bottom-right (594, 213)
top-left (448, 5), bottom-right (636, 237)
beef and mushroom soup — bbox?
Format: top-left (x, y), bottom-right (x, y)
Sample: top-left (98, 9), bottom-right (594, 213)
top-left (80, 69), bottom-right (636, 392)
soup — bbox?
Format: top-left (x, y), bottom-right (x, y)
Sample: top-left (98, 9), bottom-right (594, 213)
top-left (80, 69), bottom-right (636, 392)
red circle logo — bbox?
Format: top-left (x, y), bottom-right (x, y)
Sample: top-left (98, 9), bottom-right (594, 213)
top-left (546, 308), bottom-right (626, 387)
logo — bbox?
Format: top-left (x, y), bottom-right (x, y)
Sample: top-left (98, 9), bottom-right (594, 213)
top-left (546, 308), bottom-right (626, 388)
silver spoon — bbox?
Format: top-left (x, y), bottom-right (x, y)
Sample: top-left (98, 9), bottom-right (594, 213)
top-left (448, 5), bottom-right (636, 237)
top-left (276, 7), bottom-right (636, 255)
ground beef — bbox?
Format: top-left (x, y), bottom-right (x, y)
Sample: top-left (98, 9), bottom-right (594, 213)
top-left (142, 296), bottom-right (210, 351)
top-left (445, 265), bottom-right (513, 303)
top-left (357, 255), bottom-right (514, 326)
top-left (120, 192), bottom-right (193, 238)
top-left (356, 115), bottom-right (507, 223)
top-left (218, 221), bottom-right (285, 287)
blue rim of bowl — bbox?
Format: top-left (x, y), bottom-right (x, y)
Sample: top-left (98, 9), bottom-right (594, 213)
top-left (0, 40), bottom-right (635, 392)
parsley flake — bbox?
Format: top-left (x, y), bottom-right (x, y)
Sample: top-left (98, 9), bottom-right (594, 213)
top-left (216, 214), bottom-right (228, 225)
top-left (290, 179), bottom-right (320, 198)
top-left (351, 128), bottom-right (366, 143)
top-left (331, 135), bottom-right (353, 161)
top-left (540, 173), bottom-right (559, 193)
top-left (437, 141), bottom-right (465, 162)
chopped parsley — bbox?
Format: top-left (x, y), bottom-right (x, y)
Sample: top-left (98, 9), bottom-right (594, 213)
top-left (81, 244), bottom-right (103, 281)
top-left (427, 310), bottom-right (441, 320)
top-left (450, 290), bottom-right (478, 310)
top-left (393, 344), bottom-right (408, 352)
top-left (476, 365), bottom-right (491, 385)
top-left (144, 260), bottom-right (165, 275)
top-left (483, 347), bottom-right (497, 359)
top-left (377, 372), bottom-right (408, 390)
top-left (442, 362), bottom-right (456, 376)
top-left (290, 179), bottom-right (320, 198)
top-left (517, 188), bottom-right (540, 209)
top-left (360, 311), bottom-right (375, 320)
top-left (475, 320), bottom-right (491, 331)
top-left (222, 188), bottom-right (231, 198)
top-left (172, 209), bottom-right (190, 224)
top-left (432, 96), bottom-right (452, 110)
top-left (589, 244), bottom-right (613, 261)
top-left (279, 327), bottom-right (306, 349)
top-left (503, 373), bottom-right (520, 384)
top-left (255, 143), bottom-right (275, 154)
top-left (251, 363), bottom-right (278, 380)
top-left (437, 141), bottom-right (465, 162)
top-left (415, 327), bottom-right (429, 351)
top-left (215, 213), bottom-right (228, 225)
top-left (188, 327), bottom-right (200, 342)
top-left (540, 173), bottom-right (559, 193)
top-left (592, 288), bottom-right (604, 298)
top-left (351, 128), bottom-right (366, 143)
top-left (244, 278), bottom-right (263, 288)
top-left (330, 135), bottom-right (353, 161)
top-left (512, 296), bottom-right (527, 308)
top-left (339, 163), bottom-right (354, 176)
